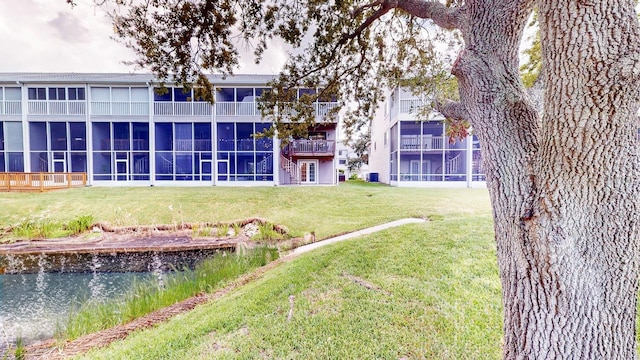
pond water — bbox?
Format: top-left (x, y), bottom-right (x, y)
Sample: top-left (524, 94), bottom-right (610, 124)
top-left (0, 271), bottom-right (155, 353)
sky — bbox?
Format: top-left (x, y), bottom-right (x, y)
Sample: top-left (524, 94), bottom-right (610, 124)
top-left (0, 0), bottom-right (289, 74)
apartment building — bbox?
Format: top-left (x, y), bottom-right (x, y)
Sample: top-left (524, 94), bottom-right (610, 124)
top-left (368, 87), bottom-right (486, 187)
top-left (0, 73), bottom-right (339, 186)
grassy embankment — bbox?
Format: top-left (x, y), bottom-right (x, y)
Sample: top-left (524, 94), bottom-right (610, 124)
top-left (2, 182), bottom-right (500, 358)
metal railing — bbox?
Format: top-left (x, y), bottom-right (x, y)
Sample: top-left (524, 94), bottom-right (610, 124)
top-left (0, 172), bottom-right (87, 192)
top-left (286, 140), bottom-right (335, 157)
top-left (280, 154), bottom-right (300, 184)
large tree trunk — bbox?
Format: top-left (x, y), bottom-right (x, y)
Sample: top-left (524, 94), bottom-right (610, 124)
top-left (441, 0), bottom-right (640, 358)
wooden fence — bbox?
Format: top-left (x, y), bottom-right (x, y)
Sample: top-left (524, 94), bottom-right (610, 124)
top-left (0, 172), bottom-right (87, 192)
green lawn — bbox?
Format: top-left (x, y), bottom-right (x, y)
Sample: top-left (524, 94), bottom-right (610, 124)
top-left (4, 182), bottom-right (501, 358)
top-left (78, 219), bottom-right (501, 359)
top-left (0, 182), bottom-right (490, 239)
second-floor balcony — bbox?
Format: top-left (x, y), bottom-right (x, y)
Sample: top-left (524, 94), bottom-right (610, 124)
top-left (400, 135), bottom-right (445, 150)
top-left (0, 100), bottom-right (21, 115)
top-left (92, 101), bottom-right (149, 116)
top-left (28, 100), bottom-right (86, 116)
top-left (285, 140), bottom-right (335, 157)
top-left (154, 102), bottom-right (212, 116)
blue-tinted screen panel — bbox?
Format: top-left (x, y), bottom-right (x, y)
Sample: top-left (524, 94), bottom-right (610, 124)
top-left (8, 152), bottom-right (24, 171)
top-left (69, 122), bottom-right (87, 151)
top-left (236, 88), bottom-right (253, 102)
top-left (113, 123), bottom-right (130, 151)
top-left (173, 88), bottom-right (191, 102)
top-left (70, 153), bottom-right (87, 173)
top-left (216, 88), bottom-right (234, 102)
top-left (153, 88), bottom-right (172, 102)
top-left (50, 122), bottom-right (67, 151)
top-left (217, 123), bottom-right (234, 151)
top-left (29, 122), bottom-right (47, 151)
top-left (92, 123), bottom-right (111, 151)
top-left (28, 88), bottom-right (46, 100)
top-left (155, 123), bottom-right (173, 151)
top-left (132, 123), bottom-right (149, 150)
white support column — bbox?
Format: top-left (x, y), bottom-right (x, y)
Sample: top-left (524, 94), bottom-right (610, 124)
top-left (466, 131), bottom-right (473, 188)
top-left (273, 131), bottom-right (280, 185)
top-left (86, 83), bottom-right (93, 185)
top-left (212, 88), bottom-right (218, 186)
top-left (20, 84), bottom-right (30, 172)
top-left (148, 85), bottom-right (156, 185)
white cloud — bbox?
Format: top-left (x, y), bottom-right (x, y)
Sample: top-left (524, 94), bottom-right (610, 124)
top-left (0, 1), bottom-right (289, 75)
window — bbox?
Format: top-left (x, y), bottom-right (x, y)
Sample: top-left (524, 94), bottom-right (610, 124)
top-left (154, 88), bottom-right (172, 102)
top-left (48, 88), bottom-right (66, 100)
top-left (173, 88), bottom-right (190, 102)
top-left (28, 88), bottom-right (46, 100)
top-left (68, 87), bottom-right (85, 100)
top-left (112, 87), bottom-right (129, 102)
top-left (4, 88), bottom-right (20, 101)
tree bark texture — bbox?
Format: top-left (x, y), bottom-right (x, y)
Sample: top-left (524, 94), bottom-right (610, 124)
top-left (423, 0), bottom-right (640, 358)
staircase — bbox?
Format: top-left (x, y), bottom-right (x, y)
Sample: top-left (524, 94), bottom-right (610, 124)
top-left (280, 155), bottom-right (300, 185)
top-left (445, 153), bottom-right (461, 174)
top-left (256, 154), bottom-right (273, 181)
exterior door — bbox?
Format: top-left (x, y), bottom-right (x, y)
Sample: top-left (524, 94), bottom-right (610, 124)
top-left (299, 160), bottom-right (318, 184)
top-left (53, 152), bottom-right (66, 172)
top-left (217, 160), bottom-right (229, 181)
top-left (115, 152), bottom-right (129, 181)
top-left (201, 160), bottom-right (212, 181)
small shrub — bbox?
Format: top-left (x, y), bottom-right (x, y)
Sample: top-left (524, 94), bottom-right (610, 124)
top-left (65, 215), bottom-right (95, 235)
top-left (12, 219), bottom-right (61, 240)
top-left (254, 223), bottom-right (282, 242)
top-left (193, 224), bottom-right (213, 237)
top-left (232, 223), bottom-right (242, 236)
top-left (14, 337), bottom-right (25, 360)
top-left (349, 173), bottom-right (360, 180)
top-left (217, 224), bottom-right (230, 237)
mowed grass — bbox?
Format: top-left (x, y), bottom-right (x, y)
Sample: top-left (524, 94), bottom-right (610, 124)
top-left (0, 182), bottom-right (490, 239)
top-left (77, 219), bottom-right (502, 359)
top-left (4, 182), bottom-right (501, 358)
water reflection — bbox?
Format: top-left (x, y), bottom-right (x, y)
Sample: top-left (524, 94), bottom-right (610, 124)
top-left (0, 272), bottom-right (152, 351)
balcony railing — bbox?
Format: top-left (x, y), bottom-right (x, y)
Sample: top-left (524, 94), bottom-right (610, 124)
top-left (1, 101), bottom-right (21, 115)
top-left (27, 100), bottom-right (86, 115)
top-left (154, 102), bottom-right (212, 116)
top-left (399, 98), bottom-right (428, 114)
top-left (0, 172), bottom-right (87, 192)
top-left (400, 135), bottom-right (444, 150)
top-left (92, 101), bottom-right (149, 116)
top-left (216, 101), bottom-right (339, 118)
top-left (285, 140), bottom-right (335, 157)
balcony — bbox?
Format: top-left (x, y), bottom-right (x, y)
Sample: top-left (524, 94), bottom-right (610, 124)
top-left (154, 102), bottom-right (211, 116)
top-left (92, 101), bottom-right (149, 116)
top-left (28, 100), bottom-right (86, 115)
top-left (285, 140), bottom-right (335, 157)
top-left (216, 101), bottom-right (259, 116)
top-left (0, 101), bottom-right (21, 115)
top-left (400, 135), bottom-right (445, 150)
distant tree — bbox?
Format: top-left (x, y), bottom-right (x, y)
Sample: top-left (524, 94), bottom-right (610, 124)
top-left (344, 132), bottom-right (370, 175)
top-left (72, 0), bottom-right (640, 357)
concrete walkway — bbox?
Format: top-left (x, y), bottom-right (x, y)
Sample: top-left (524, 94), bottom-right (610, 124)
top-left (291, 218), bottom-right (427, 255)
